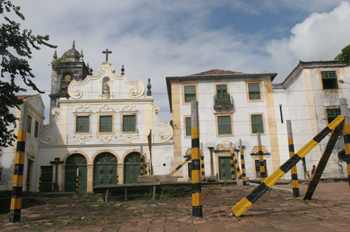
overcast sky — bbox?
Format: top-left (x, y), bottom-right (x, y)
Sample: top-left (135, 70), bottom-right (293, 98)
top-left (11, 0), bottom-right (350, 122)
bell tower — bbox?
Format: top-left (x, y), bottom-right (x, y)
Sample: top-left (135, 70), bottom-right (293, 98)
top-left (49, 41), bottom-right (92, 121)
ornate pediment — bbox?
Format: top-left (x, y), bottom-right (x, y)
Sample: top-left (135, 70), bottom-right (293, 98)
top-left (251, 146), bottom-right (270, 155)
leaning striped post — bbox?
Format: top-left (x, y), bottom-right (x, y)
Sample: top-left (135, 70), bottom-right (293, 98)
top-left (287, 120), bottom-right (300, 197)
top-left (341, 98), bottom-right (350, 191)
top-left (200, 143), bottom-right (205, 177)
top-left (169, 156), bottom-right (191, 175)
top-left (239, 139), bottom-right (247, 186)
top-left (140, 145), bottom-right (144, 175)
top-left (257, 132), bottom-right (267, 182)
top-left (117, 173), bottom-right (119, 184)
top-left (231, 145), bottom-right (242, 179)
top-left (191, 100), bottom-right (202, 217)
top-left (231, 115), bottom-right (344, 217)
top-left (38, 174), bottom-right (41, 192)
top-left (230, 143), bottom-right (236, 180)
top-left (9, 104), bottom-right (28, 222)
top-left (76, 168), bottom-right (79, 193)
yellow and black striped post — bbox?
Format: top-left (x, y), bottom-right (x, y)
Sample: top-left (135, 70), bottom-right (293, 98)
top-left (117, 173), bottom-right (119, 185)
top-left (144, 162), bottom-right (148, 175)
top-left (191, 100), bottom-right (202, 217)
top-left (200, 143), bottom-right (205, 177)
top-left (140, 145), bottom-right (144, 175)
top-left (257, 132), bottom-right (267, 182)
top-left (38, 175), bottom-right (41, 192)
top-left (230, 143), bottom-right (242, 179)
top-left (230, 143), bottom-right (236, 180)
top-left (287, 120), bottom-right (300, 197)
top-left (170, 156), bottom-right (191, 175)
top-left (341, 98), bottom-right (350, 191)
top-left (76, 168), bottom-right (79, 193)
top-left (239, 139), bottom-right (247, 186)
top-left (231, 115), bottom-right (344, 217)
top-left (9, 104), bottom-right (28, 222)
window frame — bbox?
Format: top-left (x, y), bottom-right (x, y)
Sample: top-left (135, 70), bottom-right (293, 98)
top-left (324, 107), bottom-right (341, 125)
top-left (319, 69), bottom-right (342, 93)
top-left (97, 114), bottom-right (114, 134)
top-left (254, 159), bottom-right (268, 178)
top-left (34, 119), bottom-right (39, 139)
top-left (184, 116), bottom-right (192, 137)
top-left (75, 115), bottom-right (90, 133)
top-left (182, 83), bottom-right (198, 105)
top-left (215, 112), bottom-right (234, 137)
top-left (214, 82), bottom-right (230, 105)
top-left (249, 113), bottom-right (265, 135)
top-left (27, 114), bottom-right (32, 134)
top-left (121, 113), bottom-right (138, 133)
top-left (321, 71), bottom-right (338, 90)
top-left (246, 80), bottom-right (263, 102)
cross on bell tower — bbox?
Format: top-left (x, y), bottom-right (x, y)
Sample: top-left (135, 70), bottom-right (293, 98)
top-left (102, 49), bottom-right (112, 61)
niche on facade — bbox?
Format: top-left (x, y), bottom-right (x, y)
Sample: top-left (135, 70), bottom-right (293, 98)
top-left (102, 77), bottom-right (111, 99)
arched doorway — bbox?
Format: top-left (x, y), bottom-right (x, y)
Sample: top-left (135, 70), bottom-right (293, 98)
top-left (124, 152), bottom-right (141, 184)
top-left (94, 152), bottom-right (118, 186)
top-left (65, 153), bottom-right (87, 192)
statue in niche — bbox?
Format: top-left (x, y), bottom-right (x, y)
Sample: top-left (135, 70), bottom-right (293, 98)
top-left (60, 74), bottom-right (71, 97)
top-left (102, 81), bottom-right (110, 99)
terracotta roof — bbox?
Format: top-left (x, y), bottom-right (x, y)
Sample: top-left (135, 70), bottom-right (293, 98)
top-left (191, 69), bottom-right (243, 76)
top-left (16, 95), bottom-right (34, 100)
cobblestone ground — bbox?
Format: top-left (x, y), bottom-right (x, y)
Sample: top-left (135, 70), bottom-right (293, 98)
top-left (0, 182), bottom-right (349, 231)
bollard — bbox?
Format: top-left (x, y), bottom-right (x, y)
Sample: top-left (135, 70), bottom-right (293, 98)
top-left (117, 173), bottom-right (119, 185)
top-left (239, 140), bottom-right (247, 186)
top-left (231, 115), bottom-right (344, 217)
top-left (200, 143), bottom-right (205, 177)
top-left (191, 100), bottom-right (202, 217)
top-left (287, 120), bottom-right (300, 197)
top-left (76, 168), bottom-right (79, 193)
top-left (38, 175), bottom-right (41, 192)
top-left (230, 143), bottom-right (236, 180)
top-left (257, 132), bottom-right (267, 182)
top-left (140, 146), bottom-right (144, 175)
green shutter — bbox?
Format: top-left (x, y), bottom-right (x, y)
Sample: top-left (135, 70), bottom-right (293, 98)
top-left (321, 71), bottom-right (338, 89)
top-left (185, 117), bottom-right (191, 136)
top-left (184, 85), bottom-right (196, 102)
top-left (27, 115), bottom-right (32, 133)
top-left (99, 115), bottom-right (112, 132)
top-left (248, 83), bottom-right (261, 100)
top-left (327, 108), bottom-right (340, 124)
top-left (34, 120), bottom-right (39, 138)
top-left (251, 114), bottom-right (264, 134)
top-left (218, 116), bottom-right (232, 135)
top-left (216, 84), bottom-right (229, 105)
top-left (123, 115), bottom-right (136, 132)
top-left (76, 116), bottom-right (89, 132)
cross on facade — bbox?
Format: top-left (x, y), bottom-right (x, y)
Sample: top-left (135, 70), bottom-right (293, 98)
top-left (102, 49), bottom-right (112, 61)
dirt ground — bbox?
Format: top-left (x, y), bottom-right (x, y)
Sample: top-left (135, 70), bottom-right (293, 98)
top-left (1, 182), bottom-right (350, 231)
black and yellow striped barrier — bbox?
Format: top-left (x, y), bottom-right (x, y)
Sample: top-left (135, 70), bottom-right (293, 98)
top-left (231, 155), bottom-right (236, 180)
top-left (140, 153), bottom-right (144, 175)
top-left (76, 169), bottom-right (79, 193)
top-left (169, 157), bottom-right (191, 175)
top-left (9, 129), bottom-right (26, 222)
top-left (144, 162), bottom-right (148, 175)
top-left (117, 173), bottom-right (119, 185)
top-left (231, 115), bottom-right (344, 217)
top-left (191, 101), bottom-right (202, 217)
top-left (232, 152), bottom-right (242, 179)
top-left (287, 120), bottom-right (300, 198)
top-left (239, 140), bottom-right (247, 186)
top-left (200, 144), bottom-right (205, 177)
top-left (38, 175), bottom-right (41, 192)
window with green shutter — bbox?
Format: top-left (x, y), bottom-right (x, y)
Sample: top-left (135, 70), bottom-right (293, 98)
top-left (184, 85), bottom-right (196, 102)
top-left (216, 84), bottom-right (229, 105)
top-left (321, 71), bottom-right (338, 89)
top-left (99, 115), bottom-right (112, 132)
top-left (27, 115), bottom-right (32, 134)
top-left (76, 116), bottom-right (89, 133)
top-left (248, 83), bottom-right (261, 100)
top-left (326, 108), bottom-right (340, 124)
top-left (218, 115), bottom-right (232, 135)
top-left (185, 117), bottom-right (191, 136)
top-left (251, 114), bottom-right (264, 134)
top-left (34, 120), bottom-right (39, 138)
top-left (123, 115), bottom-right (136, 132)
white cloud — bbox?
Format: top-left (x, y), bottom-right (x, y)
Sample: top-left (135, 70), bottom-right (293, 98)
top-left (267, 1), bottom-right (350, 82)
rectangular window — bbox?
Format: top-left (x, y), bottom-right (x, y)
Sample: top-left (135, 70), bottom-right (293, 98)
top-left (255, 160), bottom-right (267, 178)
top-left (27, 115), bottom-right (32, 134)
top-left (216, 84), bottom-right (229, 105)
top-left (248, 83), bottom-right (261, 100)
top-left (251, 114), bottom-right (264, 134)
top-left (218, 116), bottom-right (232, 135)
top-left (185, 117), bottom-right (191, 136)
top-left (99, 115), bottom-right (112, 132)
top-left (321, 71), bottom-right (338, 89)
top-left (34, 120), bottom-right (39, 138)
top-left (123, 115), bottom-right (136, 132)
top-left (76, 116), bottom-right (89, 133)
top-left (184, 85), bottom-right (196, 102)
top-left (327, 108), bottom-right (341, 124)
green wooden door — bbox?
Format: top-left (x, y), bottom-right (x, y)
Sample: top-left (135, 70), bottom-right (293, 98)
top-left (94, 153), bottom-right (117, 186)
top-left (216, 84), bottom-right (228, 105)
top-left (40, 166), bottom-right (53, 192)
top-left (65, 154), bottom-right (87, 192)
top-left (124, 152), bottom-right (141, 184)
top-left (219, 157), bottom-right (232, 180)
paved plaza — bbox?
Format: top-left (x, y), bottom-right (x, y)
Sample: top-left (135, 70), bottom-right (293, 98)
top-left (0, 182), bottom-right (349, 231)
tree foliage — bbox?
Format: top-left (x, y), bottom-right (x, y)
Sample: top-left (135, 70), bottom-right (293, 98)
top-left (0, 0), bottom-right (56, 149)
top-left (335, 44), bottom-right (350, 66)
